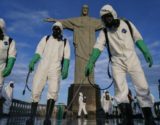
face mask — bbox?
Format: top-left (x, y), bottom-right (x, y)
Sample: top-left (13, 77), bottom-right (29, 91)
top-left (10, 83), bottom-right (14, 88)
top-left (101, 13), bottom-right (114, 28)
top-left (52, 26), bottom-right (62, 39)
top-left (101, 13), bottom-right (120, 29)
top-left (0, 28), bottom-right (4, 40)
top-left (105, 93), bottom-right (110, 100)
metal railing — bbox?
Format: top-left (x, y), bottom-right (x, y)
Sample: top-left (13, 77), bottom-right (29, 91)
top-left (10, 99), bottom-right (46, 117)
top-left (8, 99), bottom-right (160, 119)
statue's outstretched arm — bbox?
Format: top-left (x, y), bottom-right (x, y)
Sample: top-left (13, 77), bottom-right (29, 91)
top-left (44, 17), bottom-right (77, 30)
top-left (43, 18), bottom-right (58, 22)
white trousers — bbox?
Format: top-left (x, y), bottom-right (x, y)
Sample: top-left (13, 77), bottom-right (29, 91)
top-left (78, 103), bottom-right (87, 116)
top-left (32, 63), bottom-right (61, 102)
top-left (102, 101), bottom-right (112, 114)
top-left (112, 55), bottom-right (154, 107)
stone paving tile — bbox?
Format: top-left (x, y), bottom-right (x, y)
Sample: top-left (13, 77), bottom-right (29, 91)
top-left (0, 117), bottom-right (160, 125)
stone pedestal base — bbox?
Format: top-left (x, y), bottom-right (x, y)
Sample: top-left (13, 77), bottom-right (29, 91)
top-left (67, 84), bottom-right (101, 118)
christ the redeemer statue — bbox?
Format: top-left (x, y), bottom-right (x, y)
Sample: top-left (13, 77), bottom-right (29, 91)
top-left (45, 5), bottom-right (103, 84)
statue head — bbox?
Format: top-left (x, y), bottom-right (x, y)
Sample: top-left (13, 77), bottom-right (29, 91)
top-left (81, 4), bottom-right (89, 16)
top-left (0, 18), bottom-right (5, 40)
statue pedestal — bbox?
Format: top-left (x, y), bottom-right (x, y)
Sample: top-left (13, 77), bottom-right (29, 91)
top-left (67, 84), bottom-right (101, 118)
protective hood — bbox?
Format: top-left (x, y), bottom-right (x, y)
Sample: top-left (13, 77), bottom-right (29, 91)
top-left (9, 81), bottom-right (14, 84)
top-left (0, 18), bottom-right (6, 33)
top-left (52, 21), bottom-right (63, 31)
top-left (9, 81), bottom-right (14, 87)
top-left (79, 92), bottom-right (83, 96)
top-left (100, 5), bottom-right (117, 19)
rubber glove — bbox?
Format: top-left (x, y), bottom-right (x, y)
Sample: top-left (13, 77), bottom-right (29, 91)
top-left (29, 53), bottom-right (41, 72)
top-left (61, 59), bottom-right (70, 80)
top-left (85, 48), bottom-right (101, 76)
top-left (136, 40), bottom-right (153, 67)
top-left (2, 57), bottom-right (16, 77)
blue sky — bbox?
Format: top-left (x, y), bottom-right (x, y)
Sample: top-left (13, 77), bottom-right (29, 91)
top-left (0, 0), bottom-right (160, 104)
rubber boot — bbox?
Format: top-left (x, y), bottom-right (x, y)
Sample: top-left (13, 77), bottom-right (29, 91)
top-left (118, 103), bottom-right (134, 125)
top-left (43, 99), bottom-right (55, 125)
top-left (26, 102), bottom-right (38, 125)
top-left (126, 103), bottom-right (134, 125)
top-left (0, 97), bottom-right (6, 116)
top-left (84, 114), bottom-right (88, 119)
top-left (77, 115), bottom-right (81, 118)
top-left (105, 113), bottom-right (109, 119)
top-left (142, 107), bottom-right (156, 125)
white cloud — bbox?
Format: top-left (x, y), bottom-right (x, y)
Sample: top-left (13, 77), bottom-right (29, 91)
top-left (149, 40), bottom-right (160, 49)
top-left (5, 9), bottom-right (51, 37)
top-left (2, 3), bottom-right (50, 37)
top-left (5, 61), bottom-right (28, 84)
top-left (17, 42), bottom-right (32, 49)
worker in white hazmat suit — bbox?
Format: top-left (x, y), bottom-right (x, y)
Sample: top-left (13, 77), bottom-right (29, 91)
top-left (85, 4), bottom-right (156, 125)
top-left (77, 92), bottom-right (88, 118)
top-left (0, 18), bottom-right (16, 115)
top-left (26, 22), bottom-right (70, 125)
top-left (2, 81), bottom-right (14, 115)
top-left (101, 91), bottom-right (112, 119)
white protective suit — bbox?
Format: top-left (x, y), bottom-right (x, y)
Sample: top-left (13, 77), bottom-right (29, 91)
top-left (94, 5), bottom-right (154, 107)
top-left (78, 92), bottom-right (87, 116)
top-left (0, 19), bottom-right (16, 97)
top-left (101, 92), bottom-right (112, 114)
top-left (2, 81), bottom-right (14, 114)
top-left (32, 22), bottom-right (70, 102)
